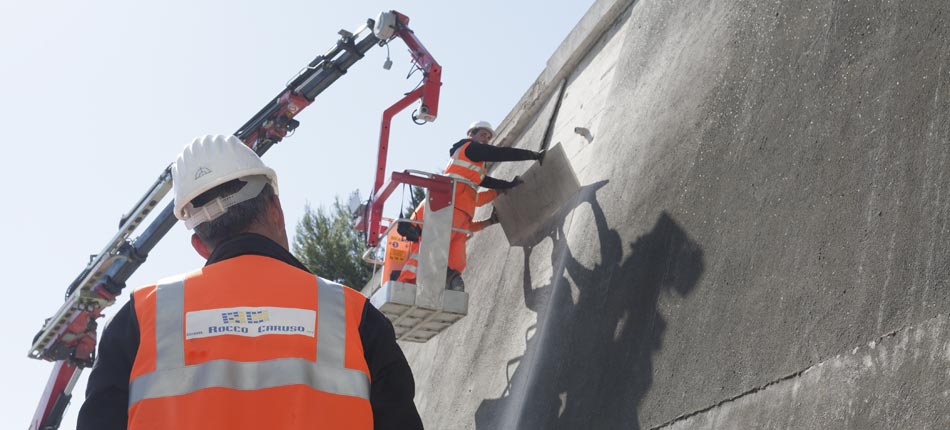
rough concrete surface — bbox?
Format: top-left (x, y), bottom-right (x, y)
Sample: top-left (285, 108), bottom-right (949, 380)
top-left (493, 143), bottom-right (582, 246)
top-left (661, 314), bottom-right (950, 429)
top-left (398, 0), bottom-right (950, 428)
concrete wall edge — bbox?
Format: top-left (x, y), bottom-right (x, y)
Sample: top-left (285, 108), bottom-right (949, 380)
top-left (493, 0), bottom-right (636, 148)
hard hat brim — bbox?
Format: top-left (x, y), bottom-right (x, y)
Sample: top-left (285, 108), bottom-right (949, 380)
top-left (174, 167), bottom-right (278, 220)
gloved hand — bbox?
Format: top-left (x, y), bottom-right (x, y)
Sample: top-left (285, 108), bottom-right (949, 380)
top-left (536, 149), bottom-right (547, 165)
top-left (500, 176), bottom-right (523, 195)
top-left (396, 221), bottom-right (422, 242)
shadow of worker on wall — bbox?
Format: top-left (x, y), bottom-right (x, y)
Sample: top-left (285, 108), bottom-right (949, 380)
top-left (475, 181), bottom-right (705, 429)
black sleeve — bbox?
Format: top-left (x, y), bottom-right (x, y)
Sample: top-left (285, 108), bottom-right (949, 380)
top-left (77, 300), bottom-right (140, 430)
top-left (463, 141), bottom-right (539, 163)
top-left (359, 300), bottom-right (424, 430)
top-left (480, 176), bottom-right (519, 189)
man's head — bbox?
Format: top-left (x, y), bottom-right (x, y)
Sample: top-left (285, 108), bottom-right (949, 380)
top-left (171, 135), bottom-right (287, 258)
top-left (466, 120), bottom-right (495, 144)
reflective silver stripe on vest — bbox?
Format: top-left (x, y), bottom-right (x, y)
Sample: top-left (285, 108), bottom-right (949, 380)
top-left (316, 277), bottom-right (346, 368)
top-left (448, 143), bottom-right (487, 182)
top-left (154, 278), bottom-right (186, 370)
top-left (402, 254), bottom-right (419, 274)
top-left (446, 173), bottom-right (479, 190)
top-left (450, 158), bottom-right (486, 178)
top-left (129, 358), bottom-right (370, 405)
top-left (130, 274), bottom-right (367, 406)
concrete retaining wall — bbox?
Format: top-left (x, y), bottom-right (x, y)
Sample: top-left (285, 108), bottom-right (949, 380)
top-left (400, 0), bottom-right (950, 428)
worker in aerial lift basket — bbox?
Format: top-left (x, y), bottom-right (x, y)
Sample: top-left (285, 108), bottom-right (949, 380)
top-left (78, 135), bottom-right (423, 430)
top-left (395, 120), bottom-right (544, 291)
top-left (394, 188), bottom-right (499, 286)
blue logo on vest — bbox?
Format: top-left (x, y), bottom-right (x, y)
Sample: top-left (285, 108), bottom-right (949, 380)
top-left (221, 310), bottom-right (270, 324)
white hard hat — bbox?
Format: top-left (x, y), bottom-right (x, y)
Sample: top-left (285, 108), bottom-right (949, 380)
top-left (172, 134), bottom-right (278, 229)
top-left (467, 120), bottom-right (495, 137)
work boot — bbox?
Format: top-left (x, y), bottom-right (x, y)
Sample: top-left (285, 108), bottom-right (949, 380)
top-left (446, 269), bottom-right (465, 292)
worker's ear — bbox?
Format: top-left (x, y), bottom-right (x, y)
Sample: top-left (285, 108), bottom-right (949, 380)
top-left (191, 233), bottom-right (211, 259)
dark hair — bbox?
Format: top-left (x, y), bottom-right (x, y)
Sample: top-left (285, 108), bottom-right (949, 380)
top-left (191, 178), bottom-right (275, 248)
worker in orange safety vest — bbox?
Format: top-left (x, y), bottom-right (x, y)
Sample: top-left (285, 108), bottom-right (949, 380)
top-left (77, 135), bottom-right (423, 430)
top-left (395, 121), bottom-right (544, 291)
top-left (394, 186), bottom-right (500, 285)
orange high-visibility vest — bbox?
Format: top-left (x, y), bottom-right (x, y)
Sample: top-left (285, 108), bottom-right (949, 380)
top-left (128, 255), bottom-right (372, 430)
top-left (396, 202), bottom-right (425, 284)
top-left (396, 181), bottom-right (501, 283)
top-left (383, 226), bottom-right (409, 284)
top-left (444, 141), bottom-right (487, 218)
top-left (396, 243), bottom-right (421, 283)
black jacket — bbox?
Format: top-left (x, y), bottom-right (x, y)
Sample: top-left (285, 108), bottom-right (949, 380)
top-left (449, 139), bottom-right (538, 189)
top-left (77, 233), bottom-right (423, 430)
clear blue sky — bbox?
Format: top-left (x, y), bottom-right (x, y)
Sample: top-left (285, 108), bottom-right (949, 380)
top-left (0, 1), bottom-right (593, 427)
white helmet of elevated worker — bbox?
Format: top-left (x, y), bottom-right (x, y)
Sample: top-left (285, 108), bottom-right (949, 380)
top-left (467, 120), bottom-right (495, 138)
top-left (172, 134), bottom-right (278, 229)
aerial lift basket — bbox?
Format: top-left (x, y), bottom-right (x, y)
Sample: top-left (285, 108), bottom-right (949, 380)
top-left (360, 170), bottom-right (470, 342)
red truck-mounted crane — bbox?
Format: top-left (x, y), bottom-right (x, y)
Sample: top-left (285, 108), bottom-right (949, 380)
top-left (351, 16), bottom-right (470, 342)
top-left (27, 11), bottom-right (441, 430)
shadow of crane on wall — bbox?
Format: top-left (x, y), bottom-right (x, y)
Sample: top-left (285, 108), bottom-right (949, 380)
top-left (475, 180), bottom-right (705, 429)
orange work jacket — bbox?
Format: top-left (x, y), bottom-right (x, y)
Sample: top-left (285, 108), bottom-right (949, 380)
top-left (128, 255), bottom-right (372, 430)
top-left (444, 140), bottom-right (487, 218)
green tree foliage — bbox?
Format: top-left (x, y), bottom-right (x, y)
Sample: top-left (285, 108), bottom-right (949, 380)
top-left (402, 186), bottom-right (427, 219)
top-left (293, 198), bottom-right (371, 288)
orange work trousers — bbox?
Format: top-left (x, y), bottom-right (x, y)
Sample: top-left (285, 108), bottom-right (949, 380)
top-left (448, 208), bottom-right (472, 273)
top-left (396, 208), bottom-right (471, 284)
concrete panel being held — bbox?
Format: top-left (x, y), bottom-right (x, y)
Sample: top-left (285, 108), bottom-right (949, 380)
top-left (493, 143), bottom-right (581, 246)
